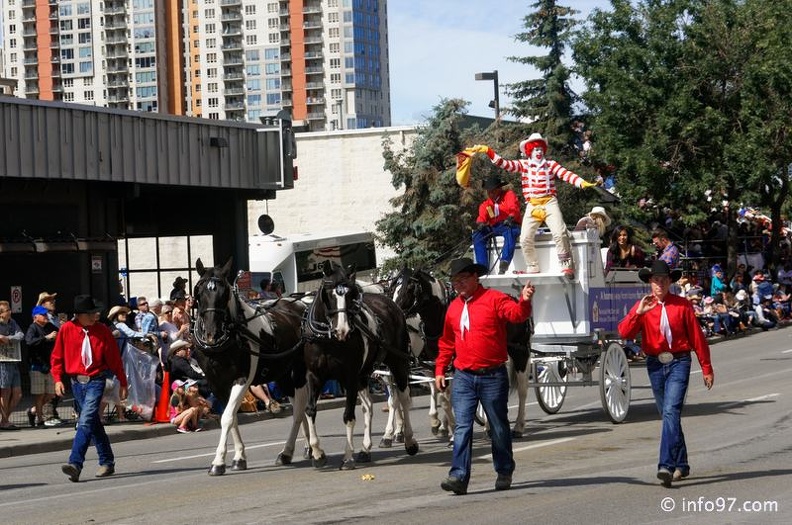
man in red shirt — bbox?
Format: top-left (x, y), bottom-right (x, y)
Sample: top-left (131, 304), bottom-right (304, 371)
top-left (51, 295), bottom-right (128, 482)
top-left (472, 174), bottom-right (523, 275)
top-left (618, 260), bottom-right (714, 487)
top-left (435, 258), bottom-right (535, 495)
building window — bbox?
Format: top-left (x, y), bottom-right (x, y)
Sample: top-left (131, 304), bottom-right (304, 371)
top-left (245, 20), bottom-right (256, 30)
top-left (84, 91), bottom-right (94, 101)
top-left (246, 35), bottom-right (257, 45)
top-left (245, 5), bottom-right (256, 15)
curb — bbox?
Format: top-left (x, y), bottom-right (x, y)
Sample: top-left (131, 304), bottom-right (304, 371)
top-left (0, 397), bottom-right (351, 459)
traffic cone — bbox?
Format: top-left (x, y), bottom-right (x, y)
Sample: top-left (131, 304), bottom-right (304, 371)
top-left (155, 370), bottom-right (172, 423)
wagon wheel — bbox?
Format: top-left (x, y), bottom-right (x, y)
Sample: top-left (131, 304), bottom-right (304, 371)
top-left (535, 361), bottom-right (567, 414)
top-left (474, 402), bottom-right (487, 427)
top-left (599, 341), bottom-right (631, 423)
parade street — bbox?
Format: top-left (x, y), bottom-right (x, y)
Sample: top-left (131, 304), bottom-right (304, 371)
top-left (1, 330), bottom-right (790, 525)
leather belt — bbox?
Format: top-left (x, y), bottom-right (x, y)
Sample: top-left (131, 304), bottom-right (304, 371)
top-left (75, 374), bottom-right (98, 384)
top-left (655, 351), bottom-right (691, 364)
top-left (460, 364), bottom-right (505, 376)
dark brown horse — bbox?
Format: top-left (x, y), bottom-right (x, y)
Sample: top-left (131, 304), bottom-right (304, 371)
top-left (300, 261), bottom-right (419, 469)
top-left (191, 258), bottom-right (309, 475)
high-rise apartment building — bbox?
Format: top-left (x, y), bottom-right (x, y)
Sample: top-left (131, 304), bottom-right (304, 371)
top-left (1, 0), bottom-right (390, 130)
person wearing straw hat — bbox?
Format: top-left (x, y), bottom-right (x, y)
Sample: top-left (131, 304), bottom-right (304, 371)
top-left (574, 205), bottom-right (612, 238)
top-left (435, 258), bottom-right (535, 495)
top-left (51, 295), bottom-right (128, 482)
top-left (618, 260), bottom-right (714, 488)
top-left (472, 173), bottom-right (523, 274)
top-left (469, 133), bottom-right (600, 278)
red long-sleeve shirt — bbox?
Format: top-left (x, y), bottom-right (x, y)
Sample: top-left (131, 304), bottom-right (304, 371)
top-left (618, 293), bottom-right (713, 376)
top-left (50, 319), bottom-right (128, 388)
top-left (436, 286), bottom-right (532, 375)
top-left (476, 189), bottom-right (522, 226)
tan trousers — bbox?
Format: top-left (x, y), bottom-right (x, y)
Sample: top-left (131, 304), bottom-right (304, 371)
top-left (520, 195), bottom-right (573, 269)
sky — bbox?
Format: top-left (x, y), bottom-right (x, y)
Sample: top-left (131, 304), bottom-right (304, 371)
top-left (387, 0), bottom-right (611, 125)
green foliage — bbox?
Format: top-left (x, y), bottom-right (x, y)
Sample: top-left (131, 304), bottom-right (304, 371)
top-left (506, 0), bottom-right (580, 142)
top-left (573, 0), bottom-right (792, 267)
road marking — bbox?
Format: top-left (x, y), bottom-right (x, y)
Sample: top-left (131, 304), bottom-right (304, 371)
top-left (480, 437), bottom-right (576, 459)
top-left (720, 393), bottom-right (779, 408)
top-left (782, 349), bottom-right (792, 354)
top-left (151, 441), bottom-right (285, 463)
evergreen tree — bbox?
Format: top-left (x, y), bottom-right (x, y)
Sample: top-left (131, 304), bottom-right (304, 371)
top-left (505, 0), bottom-right (580, 147)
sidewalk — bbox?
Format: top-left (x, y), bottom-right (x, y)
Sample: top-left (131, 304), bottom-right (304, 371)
top-left (0, 397), bottom-right (350, 459)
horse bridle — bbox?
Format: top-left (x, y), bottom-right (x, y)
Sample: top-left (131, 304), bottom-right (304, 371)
top-left (303, 278), bottom-right (362, 339)
top-left (193, 276), bottom-right (235, 350)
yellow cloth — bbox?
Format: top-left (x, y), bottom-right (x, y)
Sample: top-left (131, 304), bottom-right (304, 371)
top-left (529, 196), bottom-right (553, 222)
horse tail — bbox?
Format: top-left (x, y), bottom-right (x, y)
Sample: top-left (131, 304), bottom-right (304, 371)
top-left (508, 358), bottom-right (518, 395)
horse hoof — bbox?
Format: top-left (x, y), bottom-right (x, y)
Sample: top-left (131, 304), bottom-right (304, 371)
top-left (231, 459), bottom-right (247, 471)
top-left (439, 428), bottom-right (449, 438)
top-left (356, 451), bottom-right (371, 463)
top-left (208, 464), bottom-right (226, 476)
top-left (303, 446), bottom-right (311, 460)
top-left (275, 453), bottom-right (292, 466)
top-left (511, 430), bottom-right (523, 439)
top-left (431, 424), bottom-right (440, 436)
top-left (405, 442), bottom-right (419, 456)
top-left (394, 432), bottom-right (405, 443)
top-left (379, 438), bottom-right (393, 448)
top-left (340, 459), bottom-right (356, 470)
top-left (312, 453), bottom-right (327, 469)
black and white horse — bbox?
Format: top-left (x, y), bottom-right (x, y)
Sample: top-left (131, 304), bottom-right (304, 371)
top-left (388, 267), bottom-right (455, 438)
top-left (192, 258), bottom-right (309, 475)
top-left (301, 261), bottom-right (419, 469)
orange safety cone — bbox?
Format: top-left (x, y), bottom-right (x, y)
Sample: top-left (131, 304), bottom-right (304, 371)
top-left (154, 370), bottom-right (172, 423)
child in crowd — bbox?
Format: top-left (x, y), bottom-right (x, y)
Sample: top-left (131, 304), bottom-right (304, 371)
top-left (169, 379), bottom-right (202, 433)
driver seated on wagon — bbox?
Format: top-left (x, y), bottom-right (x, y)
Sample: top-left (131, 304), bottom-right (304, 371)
top-left (472, 174), bottom-right (522, 275)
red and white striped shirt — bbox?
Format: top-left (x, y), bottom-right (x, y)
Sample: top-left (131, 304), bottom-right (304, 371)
top-left (490, 154), bottom-right (584, 201)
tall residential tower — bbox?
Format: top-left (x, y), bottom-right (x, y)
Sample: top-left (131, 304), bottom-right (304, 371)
top-left (1, 0), bottom-right (391, 130)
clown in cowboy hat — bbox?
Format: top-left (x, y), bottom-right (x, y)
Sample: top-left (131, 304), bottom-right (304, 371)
top-left (472, 173), bottom-right (523, 275)
top-left (466, 133), bottom-right (600, 279)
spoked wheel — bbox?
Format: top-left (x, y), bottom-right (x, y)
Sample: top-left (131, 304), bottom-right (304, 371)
top-left (599, 341), bottom-right (631, 423)
top-left (474, 402), bottom-right (487, 426)
top-left (535, 360), bottom-right (567, 414)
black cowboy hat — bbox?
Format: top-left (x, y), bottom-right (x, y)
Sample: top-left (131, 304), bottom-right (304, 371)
top-left (638, 260), bottom-right (682, 283)
top-left (449, 257), bottom-right (487, 278)
top-left (73, 295), bottom-right (104, 314)
top-left (482, 174), bottom-right (506, 191)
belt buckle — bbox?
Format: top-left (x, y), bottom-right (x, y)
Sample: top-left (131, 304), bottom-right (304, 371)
top-left (76, 374), bottom-right (91, 384)
top-left (657, 351), bottom-right (674, 364)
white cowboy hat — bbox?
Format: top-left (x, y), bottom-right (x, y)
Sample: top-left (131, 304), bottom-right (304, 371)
top-left (519, 133), bottom-right (548, 156)
top-left (589, 206), bottom-right (612, 226)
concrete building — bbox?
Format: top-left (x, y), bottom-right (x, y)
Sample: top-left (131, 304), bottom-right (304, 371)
top-left (2, 0), bottom-right (391, 130)
top-left (247, 125), bottom-right (417, 261)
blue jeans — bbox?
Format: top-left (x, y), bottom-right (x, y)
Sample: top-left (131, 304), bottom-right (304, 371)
top-left (472, 223), bottom-right (522, 268)
top-left (449, 367), bottom-right (514, 485)
top-left (69, 372), bottom-right (115, 469)
top-left (646, 355), bottom-right (691, 474)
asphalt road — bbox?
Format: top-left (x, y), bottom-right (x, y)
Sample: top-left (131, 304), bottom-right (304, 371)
top-left (1, 330), bottom-right (791, 525)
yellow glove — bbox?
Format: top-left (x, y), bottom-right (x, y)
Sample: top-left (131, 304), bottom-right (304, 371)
top-left (581, 180), bottom-right (599, 189)
top-left (469, 144), bottom-right (490, 154)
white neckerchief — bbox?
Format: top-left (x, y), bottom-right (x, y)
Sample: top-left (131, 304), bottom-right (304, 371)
top-left (658, 300), bottom-right (672, 349)
top-left (81, 328), bottom-right (93, 368)
top-left (460, 297), bottom-right (472, 340)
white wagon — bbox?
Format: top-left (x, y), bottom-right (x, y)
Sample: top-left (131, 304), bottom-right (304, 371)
top-left (480, 229), bottom-right (647, 423)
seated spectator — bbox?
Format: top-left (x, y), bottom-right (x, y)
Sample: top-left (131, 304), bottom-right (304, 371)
top-left (710, 264), bottom-right (728, 297)
top-left (772, 286), bottom-right (791, 320)
top-left (777, 262), bottom-right (792, 286)
top-left (185, 381), bottom-right (213, 421)
top-left (755, 295), bottom-right (779, 330)
top-left (249, 383), bottom-right (281, 414)
top-left (732, 289), bottom-right (757, 329)
top-left (107, 305), bottom-right (148, 353)
top-left (168, 340), bottom-right (212, 398)
top-left (169, 379), bottom-right (202, 433)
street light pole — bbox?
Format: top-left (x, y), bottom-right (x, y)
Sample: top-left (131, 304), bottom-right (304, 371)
top-left (474, 70), bottom-right (499, 122)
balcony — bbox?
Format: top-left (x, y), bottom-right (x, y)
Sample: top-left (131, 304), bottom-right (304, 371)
top-left (220, 0), bottom-right (242, 5)
top-left (307, 112), bottom-right (325, 121)
top-left (221, 12), bottom-right (242, 21)
top-left (223, 54), bottom-right (243, 66)
top-left (306, 97), bottom-right (325, 105)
